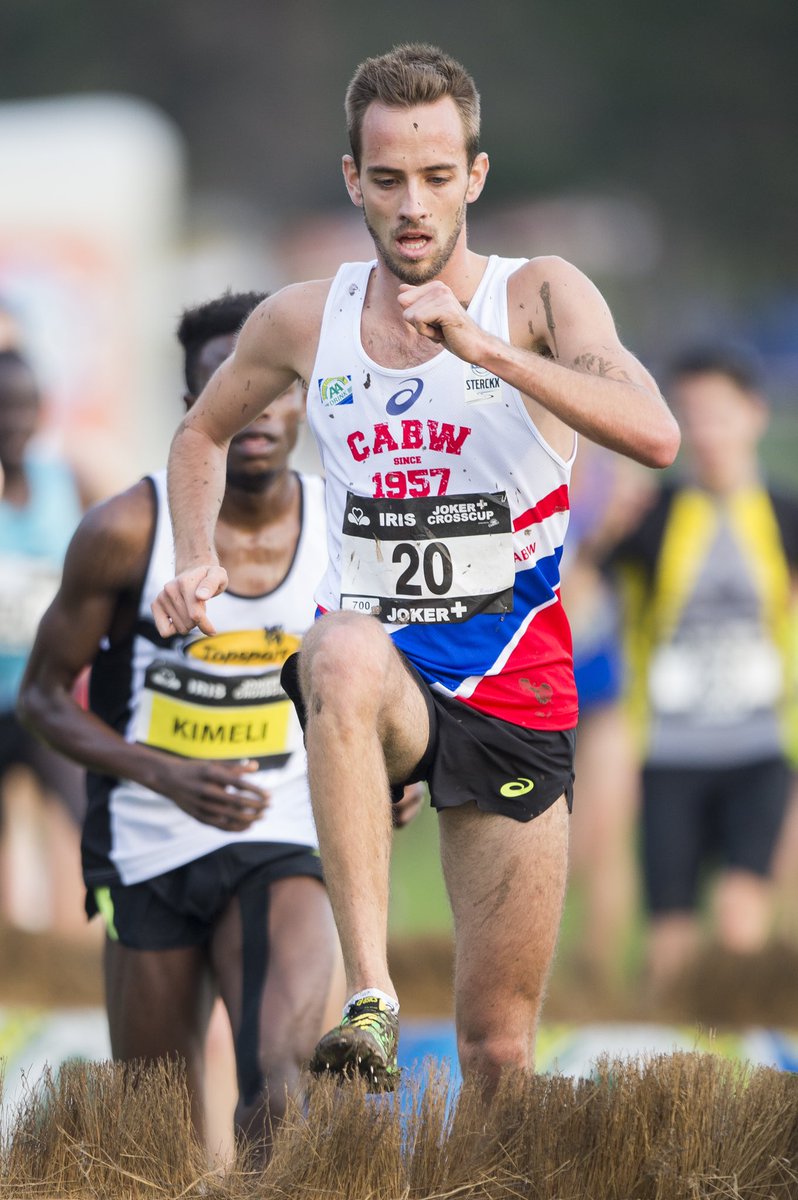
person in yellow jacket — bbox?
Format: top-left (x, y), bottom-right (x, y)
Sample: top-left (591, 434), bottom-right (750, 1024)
top-left (609, 345), bottom-right (798, 995)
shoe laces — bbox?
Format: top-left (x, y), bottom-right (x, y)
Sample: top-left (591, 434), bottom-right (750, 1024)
top-left (343, 997), bottom-right (392, 1037)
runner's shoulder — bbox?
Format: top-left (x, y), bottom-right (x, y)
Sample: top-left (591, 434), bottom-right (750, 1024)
top-left (510, 254), bottom-right (592, 291)
top-left (242, 279), bottom-right (333, 347)
top-left (67, 479), bottom-right (155, 589)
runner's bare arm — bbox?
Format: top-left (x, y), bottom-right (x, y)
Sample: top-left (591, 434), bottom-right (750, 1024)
top-left (17, 485), bottom-right (269, 831)
top-left (153, 282), bottom-right (328, 637)
top-left (397, 256), bottom-right (680, 467)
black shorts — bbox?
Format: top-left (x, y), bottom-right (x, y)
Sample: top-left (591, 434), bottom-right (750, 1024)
top-left (281, 652), bottom-right (575, 823)
top-left (642, 758), bottom-right (790, 915)
top-left (86, 841), bottom-right (324, 950)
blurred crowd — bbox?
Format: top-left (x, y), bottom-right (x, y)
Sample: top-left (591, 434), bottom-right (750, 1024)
top-left (1, 292), bottom-right (798, 1010)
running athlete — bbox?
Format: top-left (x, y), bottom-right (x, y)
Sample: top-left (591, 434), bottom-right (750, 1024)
top-left (606, 345), bottom-right (798, 996)
top-left (18, 292), bottom-right (339, 1151)
top-left (152, 45), bottom-right (680, 1093)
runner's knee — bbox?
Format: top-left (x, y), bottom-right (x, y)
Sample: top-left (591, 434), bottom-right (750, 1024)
top-left (457, 1029), bottom-right (533, 1080)
top-left (236, 1047), bottom-right (300, 1129)
top-left (300, 613), bottom-right (392, 714)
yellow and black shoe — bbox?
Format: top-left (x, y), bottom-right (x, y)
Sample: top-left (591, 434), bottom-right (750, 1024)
top-left (310, 994), bottom-right (400, 1092)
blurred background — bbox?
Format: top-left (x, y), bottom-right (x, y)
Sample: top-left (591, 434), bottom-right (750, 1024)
top-left (3, 0), bottom-right (797, 481)
top-left (1, 0), bottom-right (798, 1021)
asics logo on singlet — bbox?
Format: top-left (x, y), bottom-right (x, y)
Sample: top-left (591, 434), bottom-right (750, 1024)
top-left (386, 377), bottom-right (424, 415)
top-left (499, 777), bottom-right (535, 798)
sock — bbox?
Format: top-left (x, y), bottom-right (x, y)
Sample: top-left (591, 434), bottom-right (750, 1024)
top-left (344, 987), bottom-right (399, 1016)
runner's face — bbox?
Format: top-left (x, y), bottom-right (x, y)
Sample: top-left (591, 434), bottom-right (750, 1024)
top-left (672, 372), bottom-right (766, 490)
top-left (344, 98), bottom-right (488, 285)
top-left (0, 361), bottom-right (41, 471)
top-left (189, 334), bottom-right (304, 488)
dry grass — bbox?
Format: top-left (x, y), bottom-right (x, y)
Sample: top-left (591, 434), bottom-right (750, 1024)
top-left (0, 1053), bottom-right (797, 1199)
top-left (3, 925), bottom-right (798, 1029)
top-left (390, 936), bottom-right (798, 1028)
top-left (0, 927), bottom-right (102, 1009)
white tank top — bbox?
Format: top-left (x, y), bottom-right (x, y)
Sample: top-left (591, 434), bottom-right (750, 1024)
top-left (307, 257), bottom-right (578, 730)
top-left (84, 470), bottom-right (325, 886)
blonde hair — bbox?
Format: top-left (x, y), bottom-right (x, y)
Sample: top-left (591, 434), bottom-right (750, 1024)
top-left (345, 43), bottom-right (481, 168)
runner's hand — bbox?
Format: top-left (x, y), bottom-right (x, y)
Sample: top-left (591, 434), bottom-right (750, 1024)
top-left (397, 281), bottom-right (493, 363)
top-left (155, 757), bottom-right (269, 831)
top-left (152, 565), bottom-right (229, 636)
top-left (392, 782), bottom-right (425, 829)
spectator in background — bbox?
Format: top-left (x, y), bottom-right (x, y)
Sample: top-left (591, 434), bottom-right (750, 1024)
top-left (0, 348), bottom-right (85, 932)
top-left (608, 346), bottom-right (798, 996)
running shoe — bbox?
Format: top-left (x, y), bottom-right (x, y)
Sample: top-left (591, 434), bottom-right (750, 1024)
top-left (310, 994), bottom-right (400, 1091)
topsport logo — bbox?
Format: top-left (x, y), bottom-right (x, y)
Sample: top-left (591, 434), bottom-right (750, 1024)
top-left (319, 376), bottom-right (354, 408)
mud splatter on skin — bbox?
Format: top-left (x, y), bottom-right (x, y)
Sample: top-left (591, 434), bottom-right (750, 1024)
top-left (539, 281), bottom-right (559, 359)
top-left (313, 695), bottom-right (323, 715)
top-left (472, 858), bottom-right (519, 929)
top-left (572, 350), bottom-right (634, 383)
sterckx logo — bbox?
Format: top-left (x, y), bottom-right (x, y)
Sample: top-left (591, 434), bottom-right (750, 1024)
top-left (386, 377), bottom-right (424, 415)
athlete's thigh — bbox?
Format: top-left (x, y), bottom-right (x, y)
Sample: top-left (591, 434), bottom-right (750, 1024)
top-left (103, 937), bottom-right (212, 1063)
top-left (439, 798), bottom-right (569, 1027)
top-left (297, 613), bottom-right (432, 784)
top-left (380, 654), bottom-right (435, 783)
top-left (210, 874), bottom-right (338, 1075)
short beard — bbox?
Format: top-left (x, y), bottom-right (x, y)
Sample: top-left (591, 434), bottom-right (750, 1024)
top-left (225, 467), bottom-right (278, 494)
top-left (364, 197), bottom-right (467, 286)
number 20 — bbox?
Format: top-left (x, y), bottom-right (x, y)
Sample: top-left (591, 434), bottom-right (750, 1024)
top-left (392, 542), bottom-right (453, 596)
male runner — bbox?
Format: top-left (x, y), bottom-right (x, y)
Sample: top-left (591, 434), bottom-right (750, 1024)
top-left (607, 345), bottom-right (798, 995)
top-left (18, 291), bottom-right (338, 1149)
top-left (153, 45), bottom-right (680, 1093)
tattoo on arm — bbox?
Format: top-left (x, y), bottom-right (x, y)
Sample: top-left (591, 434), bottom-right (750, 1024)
top-left (571, 351), bottom-right (634, 384)
top-left (539, 282), bottom-right (559, 360)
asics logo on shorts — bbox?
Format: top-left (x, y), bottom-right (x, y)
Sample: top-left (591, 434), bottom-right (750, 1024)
top-left (499, 777), bottom-right (535, 798)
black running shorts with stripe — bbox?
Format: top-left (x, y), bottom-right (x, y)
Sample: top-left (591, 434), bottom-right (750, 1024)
top-left (281, 651), bottom-right (575, 823)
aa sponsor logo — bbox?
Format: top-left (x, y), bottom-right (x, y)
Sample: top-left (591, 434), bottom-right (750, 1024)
top-left (319, 376), bottom-right (354, 407)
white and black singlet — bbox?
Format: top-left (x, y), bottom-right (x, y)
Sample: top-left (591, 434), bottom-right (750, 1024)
top-left (82, 470), bottom-right (326, 888)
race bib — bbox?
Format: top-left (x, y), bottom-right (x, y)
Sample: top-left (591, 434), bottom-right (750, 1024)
top-left (649, 628), bottom-right (784, 723)
top-left (135, 653), bottom-right (298, 768)
top-left (339, 490), bottom-right (514, 625)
